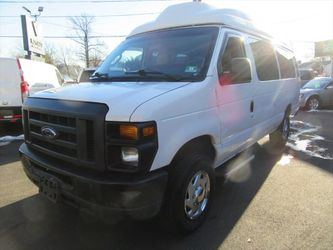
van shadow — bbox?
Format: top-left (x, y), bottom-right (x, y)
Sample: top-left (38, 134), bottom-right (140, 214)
top-left (0, 142), bottom-right (280, 250)
top-left (0, 122), bottom-right (23, 137)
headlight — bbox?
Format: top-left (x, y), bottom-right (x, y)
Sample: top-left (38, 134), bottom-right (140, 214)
top-left (105, 121), bottom-right (158, 173)
top-left (121, 147), bottom-right (139, 166)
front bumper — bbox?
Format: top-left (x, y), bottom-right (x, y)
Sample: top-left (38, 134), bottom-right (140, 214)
top-left (19, 143), bottom-right (168, 219)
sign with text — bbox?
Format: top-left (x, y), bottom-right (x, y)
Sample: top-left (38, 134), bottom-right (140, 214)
top-left (21, 15), bottom-right (45, 55)
top-left (315, 40), bottom-right (333, 57)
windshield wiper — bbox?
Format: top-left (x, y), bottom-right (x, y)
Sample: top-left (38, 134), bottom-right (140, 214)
top-left (90, 72), bottom-right (110, 81)
top-left (90, 72), bottom-right (133, 82)
top-left (125, 69), bottom-right (186, 81)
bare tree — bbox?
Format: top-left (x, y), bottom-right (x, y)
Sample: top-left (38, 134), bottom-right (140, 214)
top-left (68, 13), bottom-right (105, 67)
top-left (43, 42), bottom-right (59, 65)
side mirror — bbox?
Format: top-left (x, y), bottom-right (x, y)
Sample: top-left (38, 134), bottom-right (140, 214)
top-left (230, 57), bottom-right (252, 83)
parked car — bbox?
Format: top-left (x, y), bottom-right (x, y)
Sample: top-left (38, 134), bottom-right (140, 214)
top-left (77, 67), bottom-right (96, 83)
top-left (299, 77), bottom-right (333, 110)
top-left (0, 58), bottom-right (64, 122)
top-left (19, 2), bottom-right (300, 232)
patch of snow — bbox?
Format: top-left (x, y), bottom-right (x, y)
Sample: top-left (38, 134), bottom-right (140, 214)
top-left (288, 120), bottom-right (333, 160)
top-left (0, 135), bottom-right (24, 147)
top-left (306, 110), bottom-right (333, 113)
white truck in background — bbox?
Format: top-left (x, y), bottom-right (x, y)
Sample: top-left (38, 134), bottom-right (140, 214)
top-left (0, 58), bottom-right (63, 122)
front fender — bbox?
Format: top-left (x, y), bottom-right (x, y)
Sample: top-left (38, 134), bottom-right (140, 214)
top-left (150, 108), bottom-right (220, 171)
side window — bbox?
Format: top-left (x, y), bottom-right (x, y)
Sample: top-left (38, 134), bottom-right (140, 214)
top-left (249, 38), bottom-right (279, 81)
top-left (218, 36), bottom-right (251, 84)
top-left (276, 47), bottom-right (296, 78)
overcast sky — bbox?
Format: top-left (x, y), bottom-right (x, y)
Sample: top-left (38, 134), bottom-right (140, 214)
top-left (0, 0), bottom-right (332, 62)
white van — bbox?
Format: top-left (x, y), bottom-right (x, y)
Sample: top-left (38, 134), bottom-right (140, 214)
top-left (0, 58), bottom-right (63, 122)
top-left (19, 2), bottom-right (300, 232)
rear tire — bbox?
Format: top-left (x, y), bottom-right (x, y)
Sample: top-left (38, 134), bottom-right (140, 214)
top-left (161, 153), bottom-right (215, 233)
top-left (268, 112), bottom-right (290, 154)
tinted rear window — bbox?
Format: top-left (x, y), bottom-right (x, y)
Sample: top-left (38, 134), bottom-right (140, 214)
top-left (276, 48), bottom-right (296, 79)
top-left (249, 38), bottom-right (280, 81)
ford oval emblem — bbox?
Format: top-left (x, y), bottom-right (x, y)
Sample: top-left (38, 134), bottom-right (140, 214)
top-left (41, 126), bottom-right (58, 140)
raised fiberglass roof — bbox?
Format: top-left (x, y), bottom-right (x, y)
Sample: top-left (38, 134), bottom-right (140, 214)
top-left (128, 2), bottom-right (265, 37)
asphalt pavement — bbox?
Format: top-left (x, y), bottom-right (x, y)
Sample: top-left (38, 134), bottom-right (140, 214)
top-left (0, 111), bottom-right (332, 250)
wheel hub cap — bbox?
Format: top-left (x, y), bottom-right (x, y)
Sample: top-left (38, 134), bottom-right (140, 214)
top-left (309, 98), bottom-right (319, 110)
top-left (184, 170), bottom-right (210, 220)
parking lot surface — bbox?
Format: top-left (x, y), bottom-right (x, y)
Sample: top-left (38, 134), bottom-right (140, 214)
top-left (0, 111), bottom-right (332, 250)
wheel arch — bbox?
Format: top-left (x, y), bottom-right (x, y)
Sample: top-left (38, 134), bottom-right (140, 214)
top-left (170, 135), bottom-right (216, 166)
top-left (285, 103), bottom-right (292, 115)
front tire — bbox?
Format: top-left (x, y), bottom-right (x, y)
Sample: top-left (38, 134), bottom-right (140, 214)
top-left (162, 153), bottom-right (215, 233)
top-left (306, 96), bottom-right (320, 110)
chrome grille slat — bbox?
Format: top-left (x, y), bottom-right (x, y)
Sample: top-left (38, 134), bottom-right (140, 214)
top-left (30, 131), bottom-right (77, 150)
top-left (29, 119), bottom-right (76, 134)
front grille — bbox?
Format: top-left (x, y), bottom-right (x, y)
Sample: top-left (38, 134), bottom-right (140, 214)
top-left (23, 98), bottom-right (108, 171)
top-left (28, 111), bottom-right (94, 160)
top-left (30, 111), bottom-right (76, 127)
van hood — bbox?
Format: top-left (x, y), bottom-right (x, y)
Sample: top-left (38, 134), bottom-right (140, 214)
top-left (31, 81), bottom-right (189, 121)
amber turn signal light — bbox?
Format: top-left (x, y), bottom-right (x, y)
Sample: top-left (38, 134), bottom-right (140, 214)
top-left (119, 125), bottom-right (138, 140)
top-left (143, 126), bottom-right (155, 137)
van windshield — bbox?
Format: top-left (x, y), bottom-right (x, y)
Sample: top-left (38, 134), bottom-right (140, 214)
top-left (92, 27), bottom-right (219, 82)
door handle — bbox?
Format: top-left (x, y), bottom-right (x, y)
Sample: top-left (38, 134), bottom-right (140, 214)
top-left (250, 101), bottom-right (254, 113)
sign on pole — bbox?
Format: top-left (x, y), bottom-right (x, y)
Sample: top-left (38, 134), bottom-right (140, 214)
top-left (315, 40), bottom-right (333, 77)
top-left (315, 40), bottom-right (333, 57)
top-left (21, 15), bottom-right (45, 56)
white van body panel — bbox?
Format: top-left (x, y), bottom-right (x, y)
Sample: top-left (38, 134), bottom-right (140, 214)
top-left (19, 59), bottom-right (62, 95)
top-left (36, 81), bottom-right (189, 121)
top-left (0, 58), bottom-right (22, 107)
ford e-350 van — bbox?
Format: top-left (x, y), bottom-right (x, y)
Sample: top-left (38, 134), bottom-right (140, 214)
top-left (19, 2), bottom-right (300, 232)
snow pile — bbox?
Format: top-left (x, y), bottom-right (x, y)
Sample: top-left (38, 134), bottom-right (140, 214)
top-left (0, 135), bottom-right (24, 147)
top-left (287, 121), bottom-right (333, 160)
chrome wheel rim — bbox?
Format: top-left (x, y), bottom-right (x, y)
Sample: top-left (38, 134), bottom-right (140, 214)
top-left (184, 170), bottom-right (210, 220)
top-left (309, 98), bottom-right (319, 110)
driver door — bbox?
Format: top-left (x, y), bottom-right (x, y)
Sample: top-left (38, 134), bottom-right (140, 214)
top-left (216, 31), bottom-right (255, 161)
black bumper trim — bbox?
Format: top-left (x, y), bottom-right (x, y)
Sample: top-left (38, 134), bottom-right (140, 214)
top-left (20, 143), bottom-right (168, 218)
